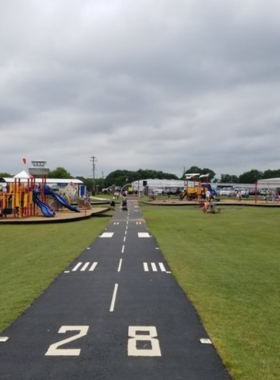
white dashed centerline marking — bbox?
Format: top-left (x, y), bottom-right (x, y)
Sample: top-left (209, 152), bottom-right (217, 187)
top-left (117, 258), bottom-right (123, 272)
top-left (109, 284), bottom-right (119, 312)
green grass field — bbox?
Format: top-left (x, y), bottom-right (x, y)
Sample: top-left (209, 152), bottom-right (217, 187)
top-left (0, 204), bottom-right (280, 379)
top-left (141, 204), bottom-right (280, 380)
top-left (0, 216), bottom-right (111, 332)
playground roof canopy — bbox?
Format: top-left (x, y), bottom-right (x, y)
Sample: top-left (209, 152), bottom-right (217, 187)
top-left (0, 176), bottom-right (83, 186)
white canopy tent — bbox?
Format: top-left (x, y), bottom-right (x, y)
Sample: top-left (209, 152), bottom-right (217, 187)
top-left (13, 170), bottom-right (33, 179)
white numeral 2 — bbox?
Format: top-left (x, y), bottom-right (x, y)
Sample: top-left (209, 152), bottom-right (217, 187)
top-left (128, 326), bottom-right (161, 357)
top-left (45, 326), bottom-right (89, 356)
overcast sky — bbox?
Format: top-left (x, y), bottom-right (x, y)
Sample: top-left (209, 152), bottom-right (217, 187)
top-left (1, 0), bottom-right (280, 179)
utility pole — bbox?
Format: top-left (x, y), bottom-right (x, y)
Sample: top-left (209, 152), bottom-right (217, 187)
top-left (90, 156), bottom-right (96, 195)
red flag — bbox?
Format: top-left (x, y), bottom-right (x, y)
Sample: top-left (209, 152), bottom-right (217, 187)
top-left (22, 158), bottom-right (27, 164)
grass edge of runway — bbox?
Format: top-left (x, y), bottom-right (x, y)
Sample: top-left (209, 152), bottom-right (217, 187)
top-left (141, 204), bottom-right (280, 380)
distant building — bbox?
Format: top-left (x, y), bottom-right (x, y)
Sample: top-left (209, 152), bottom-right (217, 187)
top-left (131, 179), bottom-right (186, 194)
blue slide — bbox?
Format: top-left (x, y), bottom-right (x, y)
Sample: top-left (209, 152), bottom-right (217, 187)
top-left (44, 186), bottom-right (80, 213)
top-left (203, 183), bottom-right (218, 196)
top-left (33, 190), bottom-right (56, 217)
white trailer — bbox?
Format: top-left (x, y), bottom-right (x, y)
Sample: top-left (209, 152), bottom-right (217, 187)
top-left (131, 179), bottom-right (186, 195)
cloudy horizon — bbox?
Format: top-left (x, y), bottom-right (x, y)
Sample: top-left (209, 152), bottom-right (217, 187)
top-left (1, 0), bottom-right (280, 179)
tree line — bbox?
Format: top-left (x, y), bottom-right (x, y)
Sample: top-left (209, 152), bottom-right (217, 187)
top-left (184, 166), bottom-right (280, 184)
top-left (1, 166), bottom-right (280, 190)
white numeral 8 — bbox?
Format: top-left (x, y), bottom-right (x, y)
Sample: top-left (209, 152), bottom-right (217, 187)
top-left (128, 326), bottom-right (161, 357)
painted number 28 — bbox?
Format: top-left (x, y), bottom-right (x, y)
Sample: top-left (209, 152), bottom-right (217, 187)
top-left (45, 325), bottom-right (161, 357)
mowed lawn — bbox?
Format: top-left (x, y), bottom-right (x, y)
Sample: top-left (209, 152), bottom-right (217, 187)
top-left (0, 216), bottom-right (111, 333)
top-left (141, 204), bottom-right (280, 380)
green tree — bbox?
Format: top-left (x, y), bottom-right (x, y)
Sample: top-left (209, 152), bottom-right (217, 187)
top-left (182, 166), bottom-right (216, 181)
top-left (238, 170), bottom-right (263, 183)
top-left (104, 170), bottom-right (131, 188)
top-left (0, 172), bottom-right (12, 178)
top-left (48, 167), bottom-right (73, 179)
top-left (220, 174), bottom-right (239, 183)
top-left (262, 169), bottom-right (280, 179)
top-left (136, 169), bottom-right (178, 180)
top-left (104, 169), bottom-right (178, 188)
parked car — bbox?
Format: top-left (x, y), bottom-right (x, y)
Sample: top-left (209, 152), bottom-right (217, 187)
top-left (102, 186), bottom-right (121, 194)
top-left (218, 188), bottom-right (235, 197)
top-left (259, 188), bottom-right (270, 196)
top-left (102, 187), bottom-right (111, 194)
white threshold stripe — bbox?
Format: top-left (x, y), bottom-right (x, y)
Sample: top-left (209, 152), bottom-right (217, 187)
top-left (159, 263), bottom-right (166, 272)
top-left (110, 283), bottom-right (119, 312)
top-left (72, 262), bottom-right (82, 271)
top-left (138, 232), bottom-right (150, 238)
top-left (200, 338), bottom-right (212, 344)
top-left (0, 337), bottom-right (9, 342)
top-left (117, 258), bottom-right (123, 272)
top-left (89, 262), bottom-right (98, 271)
top-left (81, 262), bottom-right (90, 271)
top-left (100, 232), bottom-right (114, 238)
top-left (151, 263), bottom-right (158, 272)
top-left (143, 262), bottom-right (149, 272)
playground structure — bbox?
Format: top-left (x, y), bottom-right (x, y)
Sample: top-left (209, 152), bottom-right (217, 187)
top-left (0, 179), bottom-right (34, 218)
top-left (180, 173), bottom-right (217, 201)
top-left (0, 175), bottom-right (80, 219)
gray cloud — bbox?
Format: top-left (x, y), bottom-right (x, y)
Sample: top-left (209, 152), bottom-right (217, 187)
top-left (1, 0), bottom-right (280, 179)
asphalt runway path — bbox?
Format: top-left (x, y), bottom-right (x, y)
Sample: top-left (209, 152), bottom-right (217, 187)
top-left (0, 200), bottom-right (231, 379)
